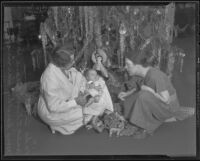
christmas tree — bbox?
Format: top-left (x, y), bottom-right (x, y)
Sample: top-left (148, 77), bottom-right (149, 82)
top-left (40, 3), bottom-right (185, 80)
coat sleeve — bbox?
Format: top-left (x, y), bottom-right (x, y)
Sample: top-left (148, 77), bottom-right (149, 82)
top-left (41, 73), bottom-right (78, 113)
top-left (79, 76), bottom-right (87, 93)
top-left (154, 72), bottom-right (168, 94)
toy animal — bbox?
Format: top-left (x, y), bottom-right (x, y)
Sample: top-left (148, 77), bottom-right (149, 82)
top-left (11, 81), bottom-right (40, 116)
top-left (102, 111), bottom-right (126, 137)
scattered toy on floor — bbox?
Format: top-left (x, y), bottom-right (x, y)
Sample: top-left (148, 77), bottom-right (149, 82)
top-left (102, 110), bottom-right (126, 137)
top-left (11, 81), bottom-right (40, 116)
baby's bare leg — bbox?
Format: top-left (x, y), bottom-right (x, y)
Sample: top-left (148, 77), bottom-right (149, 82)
top-left (85, 116), bottom-right (95, 130)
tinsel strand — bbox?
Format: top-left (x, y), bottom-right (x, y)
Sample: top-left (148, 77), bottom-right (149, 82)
top-left (94, 8), bottom-right (102, 48)
top-left (40, 23), bottom-right (48, 66)
top-left (84, 6), bottom-right (89, 40)
top-left (79, 7), bottom-right (83, 38)
top-left (88, 7), bottom-right (94, 40)
top-left (52, 6), bottom-right (58, 30)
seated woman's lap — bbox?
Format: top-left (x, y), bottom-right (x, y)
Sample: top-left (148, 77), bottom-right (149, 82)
top-left (122, 91), bottom-right (139, 119)
top-left (133, 90), bottom-right (174, 121)
top-left (122, 90), bottom-right (174, 122)
top-left (39, 107), bottom-right (84, 127)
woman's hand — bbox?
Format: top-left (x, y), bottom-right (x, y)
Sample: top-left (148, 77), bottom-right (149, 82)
top-left (154, 91), bottom-right (170, 104)
top-left (141, 85), bottom-right (155, 94)
top-left (141, 85), bottom-right (170, 104)
top-left (118, 92), bottom-right (128, 101)
top-left (75, 92), bottom-right (88, 107)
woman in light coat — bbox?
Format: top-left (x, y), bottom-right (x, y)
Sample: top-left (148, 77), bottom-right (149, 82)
top-left (37, 45), bottom-right (93, 135)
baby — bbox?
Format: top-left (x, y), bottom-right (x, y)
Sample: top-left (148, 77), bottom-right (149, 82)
top-left (81, 69), bottom-right (114, 132)
top-left (84, 69), bottom-right (103, 106)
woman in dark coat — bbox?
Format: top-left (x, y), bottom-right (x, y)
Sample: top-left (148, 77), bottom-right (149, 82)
top-left (118, 50), bottom-right (195, 138)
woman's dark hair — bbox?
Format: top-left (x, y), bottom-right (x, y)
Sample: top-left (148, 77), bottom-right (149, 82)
top-left (50, 44), bottom-right (74, 68)
top-left (83, 68), bottom-right (90, 77)
top-left (125, 48), bottom-right (158, 67)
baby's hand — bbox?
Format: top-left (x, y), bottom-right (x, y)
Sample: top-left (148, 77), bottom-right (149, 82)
top-left (94, 95), bottom-right (101, 103)
top-left (88, 83), bottom-right (95, 89)
top-left (94, 85), bottom-right (102, 91)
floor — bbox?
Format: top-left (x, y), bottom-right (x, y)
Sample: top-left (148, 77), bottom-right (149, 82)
top-left (3, 34), bottom-right (196, 157)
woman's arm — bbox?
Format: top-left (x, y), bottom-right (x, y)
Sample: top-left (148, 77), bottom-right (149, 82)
top-left (141, 85), bottom-right (170, 104)
top-left (118, 88), bottom-right (136, 101)
top-left (94, 59), bottom-right (109, 78)
top-left (99, 63), bottom-right (109, 78)
top-left (41, 75), bottom-right (79, 113)
top-left (154, 91), bottom-right (170, 104)
top-left (79, 76), bottom-right (87, 93)
top-left (126, 88), bottom-right (137, 96)
top-left (43, 88), bottom-right (78, 113)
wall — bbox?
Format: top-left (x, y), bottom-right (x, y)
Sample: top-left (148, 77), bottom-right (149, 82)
top-left (4, 7), bottom-right (14, 42)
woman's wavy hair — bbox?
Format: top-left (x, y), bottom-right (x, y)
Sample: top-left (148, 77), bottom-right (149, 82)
top-left (125, 47), bottom-right (158, 68)
top-left (50, 42), bottom-right (75, 68)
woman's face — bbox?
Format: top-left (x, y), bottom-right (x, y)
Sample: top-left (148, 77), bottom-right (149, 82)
top-left (62, 54), bottom-right (75, 70)
top-left (125, 58), bottom-right (138, 76)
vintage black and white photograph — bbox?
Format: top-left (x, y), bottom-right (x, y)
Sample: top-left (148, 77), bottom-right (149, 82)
top-left (1, 1), bottom-right (199, 159)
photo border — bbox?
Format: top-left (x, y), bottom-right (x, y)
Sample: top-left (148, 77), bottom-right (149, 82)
top-left (1, 0), bottom-right (199, 160)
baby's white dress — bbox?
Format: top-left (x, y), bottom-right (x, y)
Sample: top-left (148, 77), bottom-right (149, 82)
top-left (81, 77), bottom-right (114, 116)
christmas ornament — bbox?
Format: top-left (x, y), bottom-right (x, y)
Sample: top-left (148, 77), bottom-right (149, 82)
top-left (179, 52), bottom-right (186, 73)
top-left (119, 23), bottom-right (127, 68)
top-left (134, 8), bottom-right (139, 15)
top-left (119, 23), bottom-right (127, 35)
top-left (156, 9), bottom-right (161, 15)
top-left (126, 6), bottom-right (130, 13)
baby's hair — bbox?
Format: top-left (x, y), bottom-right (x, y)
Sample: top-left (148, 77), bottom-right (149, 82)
top-left (84, 68), bottom-right (97, 77)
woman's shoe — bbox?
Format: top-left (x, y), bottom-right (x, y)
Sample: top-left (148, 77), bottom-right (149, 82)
top-left (165, 117), bottom-right (177, 123)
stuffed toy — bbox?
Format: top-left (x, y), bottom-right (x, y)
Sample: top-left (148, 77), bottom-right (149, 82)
top-left (11, 81), bottom-right (40, 116)
top-left (102, 111), bottom-right (126, 137)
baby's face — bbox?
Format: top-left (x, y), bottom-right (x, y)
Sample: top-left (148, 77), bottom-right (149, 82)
top-left (87, 70), bottom-right (98, 81)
